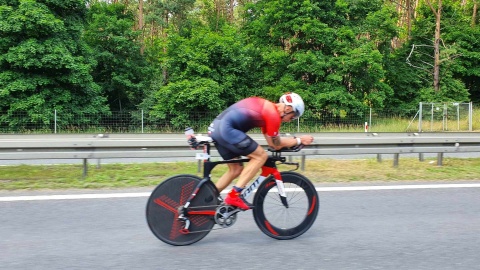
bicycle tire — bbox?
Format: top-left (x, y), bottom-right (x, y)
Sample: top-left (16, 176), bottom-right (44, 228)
top-left (252, 171), bottom-right (319, 240)
top-left (146, 174), bottom-right (218, 246)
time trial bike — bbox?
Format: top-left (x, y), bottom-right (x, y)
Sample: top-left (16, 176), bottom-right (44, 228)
top-left (146, 130), bottom-right (319, 246)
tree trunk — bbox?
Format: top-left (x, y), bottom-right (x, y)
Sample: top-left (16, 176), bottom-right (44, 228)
top-left (139, 0), bottom-right (144, 54)
top-left (433, 0), bottom-right (442, 93)
top-left (473, 1), bottom-right (478, 27)
top-left (406, 0), bottom-right (412, 38)
top-left (425, 0), bottom-right (442, 93)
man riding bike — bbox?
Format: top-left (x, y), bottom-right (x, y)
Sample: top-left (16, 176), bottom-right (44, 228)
top-left (207, 92), bottom-right (315, 210)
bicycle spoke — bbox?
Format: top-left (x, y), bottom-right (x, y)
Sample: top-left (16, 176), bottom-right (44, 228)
top-left (253, 172), bottom-right (319, 240)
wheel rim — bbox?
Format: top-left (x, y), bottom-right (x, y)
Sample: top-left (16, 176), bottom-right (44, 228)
top-left (253, 172), bottom-right (319, 239)
top-left (262, 182), bottom-right (311, 229)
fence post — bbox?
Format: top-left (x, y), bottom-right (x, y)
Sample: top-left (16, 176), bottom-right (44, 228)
top-left (443, 103), bottom-right (448, 131)
top-left (469, 102), bottom-right (473, 131)
top-left (369, 107), bottom-right (372, 131)
top-left (431, 103), bottom-right (434, 131)
top-left (141, 109), bottom-right (144, 133)
top-left (54, 109), bottom-right (57, 134)
top-left (456, 103), bottom-right (460, 130)
top-left (418, 102), bottom-right (423, 132)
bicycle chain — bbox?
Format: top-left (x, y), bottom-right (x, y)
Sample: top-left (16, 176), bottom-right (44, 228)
top-left (179, 204), bottom-right (242, 234)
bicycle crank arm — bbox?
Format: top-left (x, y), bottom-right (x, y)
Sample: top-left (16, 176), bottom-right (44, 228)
top-left (179, 225), bottom-right (230, 235)
top-left (220, 208), bottom-right (242, 219)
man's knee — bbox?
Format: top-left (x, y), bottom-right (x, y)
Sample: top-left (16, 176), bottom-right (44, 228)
top-left (249, 146), bottom-right (268, 163)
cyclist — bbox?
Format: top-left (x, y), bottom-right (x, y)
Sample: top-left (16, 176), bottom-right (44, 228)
top-left (207, 92), bottom-right (314, 210)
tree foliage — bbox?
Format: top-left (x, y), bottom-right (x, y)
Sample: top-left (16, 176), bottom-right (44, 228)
top-left (241, 0), bottom-right (396, 121)
top-left (150, 24), bottom-right (260, 127)
top-left (0, 0), bottom-right (107, 130)
top-left (84, 2), bottom-right (152, 111)
top-left (1, 0), bottom-right (480, 131)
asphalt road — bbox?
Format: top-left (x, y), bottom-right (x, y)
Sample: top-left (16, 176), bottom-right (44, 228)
top-left (1, 183), bottom-right (480, 270)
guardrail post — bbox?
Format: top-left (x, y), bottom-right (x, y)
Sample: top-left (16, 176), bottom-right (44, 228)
top-left (197, 160), bottom-right (202, 173)
top-left (393, 154), bottom-right (399, 167)
top-left (419, 153), bottom-right (424, 162)
top-left (377, 154), bottom-right (382, 163)
top-left (83, 159), bottom-right (88, 178)
top-left (437, 153), bottom-right (443, 166)
top-left (301, 153), bottom-right (305, 171)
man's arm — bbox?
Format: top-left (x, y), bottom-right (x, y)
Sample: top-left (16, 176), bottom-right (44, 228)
top-left (264, 134), bottom-right (302, 150)
top-left (264, 134), bottom-right (315, 150)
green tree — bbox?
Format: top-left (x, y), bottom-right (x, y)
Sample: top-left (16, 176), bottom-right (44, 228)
top-left (85, 2), bottom-right (153, 111)
top-left (400, 0), bottom-right (470, 104)
top-left (0, 0), bottom-right (107, 130)
top-left (441, 0), bottom-right (480, 102)
top-left (242, 0), bottom-right (396, 122)
top-left (150, 24), bottom-right (260, 128)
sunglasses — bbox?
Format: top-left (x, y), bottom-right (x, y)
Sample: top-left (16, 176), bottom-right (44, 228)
top-left (286, 110), bottom-right (300, 120)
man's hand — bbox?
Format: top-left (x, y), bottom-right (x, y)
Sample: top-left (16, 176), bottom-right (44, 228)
top-left (187, 136), bottom-right (199, 149)
top-left (298, 135), bottom-right (314, 146)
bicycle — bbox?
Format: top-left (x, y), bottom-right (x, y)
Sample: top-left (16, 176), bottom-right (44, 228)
top-left (146, 130), bottom-right (319, 246)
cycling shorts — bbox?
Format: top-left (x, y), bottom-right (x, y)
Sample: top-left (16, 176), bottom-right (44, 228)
top-left (210, 118), bottom-right (259, 160)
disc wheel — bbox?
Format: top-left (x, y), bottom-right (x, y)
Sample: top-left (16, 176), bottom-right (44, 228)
top-left (253, 171), bottom-right (319, 240)
top-left (146, 174), bottom-right (217, 246)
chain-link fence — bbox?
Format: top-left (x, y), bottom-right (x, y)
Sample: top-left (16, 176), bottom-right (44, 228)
top-left (1, 104), bottom-right (478, 134)
top-left (409, 102), bottom-right (473, 132)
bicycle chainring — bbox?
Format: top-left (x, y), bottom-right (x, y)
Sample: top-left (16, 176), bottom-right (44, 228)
top-left (214, 205), bottom-right (239, 228)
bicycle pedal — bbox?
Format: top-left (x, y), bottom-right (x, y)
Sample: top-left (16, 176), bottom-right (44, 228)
top-left (179, 228), bottom-right (190, 235)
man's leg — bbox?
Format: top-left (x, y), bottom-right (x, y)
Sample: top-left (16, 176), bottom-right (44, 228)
top-left (235, 145), bottom-right (268, 188)
top-left (215, 163), bottom-right (243, 192)
top-left (224, 145), bottom-right (268, 210)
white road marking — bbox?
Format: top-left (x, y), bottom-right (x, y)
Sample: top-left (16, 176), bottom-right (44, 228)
top-left (0, 183), bottom-right (479, 202)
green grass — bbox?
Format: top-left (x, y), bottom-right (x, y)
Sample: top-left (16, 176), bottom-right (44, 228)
top-left (1, 157), bottom-right (479, 190)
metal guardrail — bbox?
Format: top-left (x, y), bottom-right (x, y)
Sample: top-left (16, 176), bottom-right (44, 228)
top-left (0, 132), bottom-right (479, 176)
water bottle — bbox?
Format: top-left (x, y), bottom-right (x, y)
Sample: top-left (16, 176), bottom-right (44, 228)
top-left (185, 127), bottom-right (194, 136)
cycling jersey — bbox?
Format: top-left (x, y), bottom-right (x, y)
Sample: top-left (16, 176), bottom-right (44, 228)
top-left (209, 97), bottom-right (280, 159)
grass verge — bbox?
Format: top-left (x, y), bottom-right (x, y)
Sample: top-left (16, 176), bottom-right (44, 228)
top-left (1, 157), bottom-right (479, 190)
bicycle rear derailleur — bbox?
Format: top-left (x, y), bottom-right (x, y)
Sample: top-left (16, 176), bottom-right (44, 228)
top-left (214, 205), bottom-right (241, 228)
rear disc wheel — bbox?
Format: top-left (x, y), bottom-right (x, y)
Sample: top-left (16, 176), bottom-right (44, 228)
top-left (146, 174), bottom-right (217, 246)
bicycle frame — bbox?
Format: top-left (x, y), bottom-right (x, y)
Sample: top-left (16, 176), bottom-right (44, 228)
top-left (180, 141), bottom-right (297, 222)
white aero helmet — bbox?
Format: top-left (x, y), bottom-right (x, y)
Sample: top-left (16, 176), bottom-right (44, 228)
top-left (279, 92), bottom-right (305, 119)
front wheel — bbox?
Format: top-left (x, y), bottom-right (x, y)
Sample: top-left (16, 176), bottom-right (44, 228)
top-left (252, 171), bottom-right (319, 240)
top-left (146, 174), bottom-right (217, 246)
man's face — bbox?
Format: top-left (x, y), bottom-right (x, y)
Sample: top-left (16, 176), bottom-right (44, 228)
top-left (281, 105), bottom-right (297, 122)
